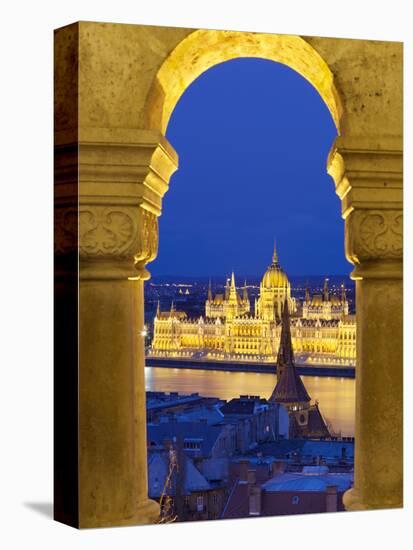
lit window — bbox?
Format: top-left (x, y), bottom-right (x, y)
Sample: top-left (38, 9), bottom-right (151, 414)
top-left (197, 495), bottom-right (204, 512)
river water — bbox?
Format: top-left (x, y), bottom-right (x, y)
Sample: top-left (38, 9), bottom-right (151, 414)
top-left (145, 367), bottom-right (355, 437)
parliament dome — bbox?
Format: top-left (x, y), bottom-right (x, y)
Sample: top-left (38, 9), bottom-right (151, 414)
top-left (261, 243), bottom-right (289, 289)
top-left (262, 264), bottom-right (289, 288)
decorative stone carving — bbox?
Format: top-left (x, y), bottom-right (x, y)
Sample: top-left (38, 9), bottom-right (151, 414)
top-left (79, 207), bottom-right (135, 257)
top-left (76, 205), bottom-right (159, 280)
top-left (55, 204), bottom-right (159, 280)
top-left (347, 210), bottom-right (403, 263)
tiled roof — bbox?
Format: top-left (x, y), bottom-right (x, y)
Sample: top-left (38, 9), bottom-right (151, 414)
top-left (147, 422), bottom-right (223, 456)
top-left (173, 406), bottom-right (225, 425)
top-left (270, 366), bottom-right (311, 404)
top-left (158, 311), bottom-right (187, 319)
top-left (148, 451), bottom-right (211, 498)
top-left (213, 293), bottom-right (224, 304)
top-left (249, 439), bottom-right (354, 460)
top-left (220, 396), bottom-right (266, 416)
top-left (262, 471), bottom-right (353, 493)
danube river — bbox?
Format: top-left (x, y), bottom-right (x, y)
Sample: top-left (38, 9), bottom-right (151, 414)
top-left (145, 367), bottom-right (355, 437)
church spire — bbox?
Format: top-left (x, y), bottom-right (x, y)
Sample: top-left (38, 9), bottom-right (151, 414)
top-left (156, 299), bottom-right (160, 317)
top-left (276, 298), bottom-right (295, 372)
top-left (269, 298), bottom-right (311, 406)
top-left (208, 279), bottom-right (212, 301)
top-left (170, 300), bottom-right (175, 313)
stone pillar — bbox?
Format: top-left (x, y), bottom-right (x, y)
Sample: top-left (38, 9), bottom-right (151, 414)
top-left (329, 136), bottom-right (403, 510)
top-left (55, 127), bottom-right (178, 528)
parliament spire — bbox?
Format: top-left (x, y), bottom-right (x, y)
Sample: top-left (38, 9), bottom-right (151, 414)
top-left (272, 240), bottom-right (278, 265)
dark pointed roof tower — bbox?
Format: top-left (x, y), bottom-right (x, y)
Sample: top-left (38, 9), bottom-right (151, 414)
top-left (269, 298), bottom-right (311, 406)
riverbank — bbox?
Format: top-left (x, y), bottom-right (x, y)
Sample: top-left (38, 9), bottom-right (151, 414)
top-left (145, 356), bottom-right (355, 378)
top-left (145, 367), bottom-right (355, 435)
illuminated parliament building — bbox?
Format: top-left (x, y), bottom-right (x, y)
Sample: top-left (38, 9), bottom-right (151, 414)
top-left (149, 244), bottom-right (356, 366)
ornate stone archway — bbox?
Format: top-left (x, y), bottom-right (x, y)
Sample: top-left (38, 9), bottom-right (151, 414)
top-left (54, 22), bottom-right (403, 528)
top-left (143, 30), bottom-right (342, 132)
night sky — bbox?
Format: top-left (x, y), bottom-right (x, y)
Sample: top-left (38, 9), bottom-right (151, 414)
top-left (151, 58), bottom-right (351, 278)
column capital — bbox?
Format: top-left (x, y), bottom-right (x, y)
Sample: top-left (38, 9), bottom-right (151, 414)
top-left (328, 136), bottom-right (403, 280)
top-left (55, 127), bottom-right (178, 280)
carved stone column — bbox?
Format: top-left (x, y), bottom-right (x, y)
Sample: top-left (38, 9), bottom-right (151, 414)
top-left (328, 136), bottom-right (403, 510)
top-left (55, 127), bottom-right (178, 528)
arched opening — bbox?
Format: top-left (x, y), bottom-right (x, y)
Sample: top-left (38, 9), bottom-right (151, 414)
top-left (143, 31), bottom-right (346, 283)
top-left (155, 57), bottom-right (344, 278)
top-left (144, 34), bottom-right (357, 521)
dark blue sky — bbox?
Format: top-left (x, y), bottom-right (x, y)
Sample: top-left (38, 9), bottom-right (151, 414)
top-left (151, 58), bottom-right (351, 278)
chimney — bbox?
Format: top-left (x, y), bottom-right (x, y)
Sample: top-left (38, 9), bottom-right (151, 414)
top-left (248, 486), bottom-right (262, 516)
top-left (247, 469), bottom-right (256, 485)
top-left (271, 461), bottom-right (286, 476)
top-left (326, 485), bottom-right (338, 513)
top-left (238, 460), bottom-right (250, 482)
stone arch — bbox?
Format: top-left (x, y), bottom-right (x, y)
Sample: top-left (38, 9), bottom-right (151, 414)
top-left (144, 29), bottom-right (343, 135)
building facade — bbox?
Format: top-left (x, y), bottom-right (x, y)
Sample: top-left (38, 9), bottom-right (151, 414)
top-left (150, 244), bottom-right (356, 365)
